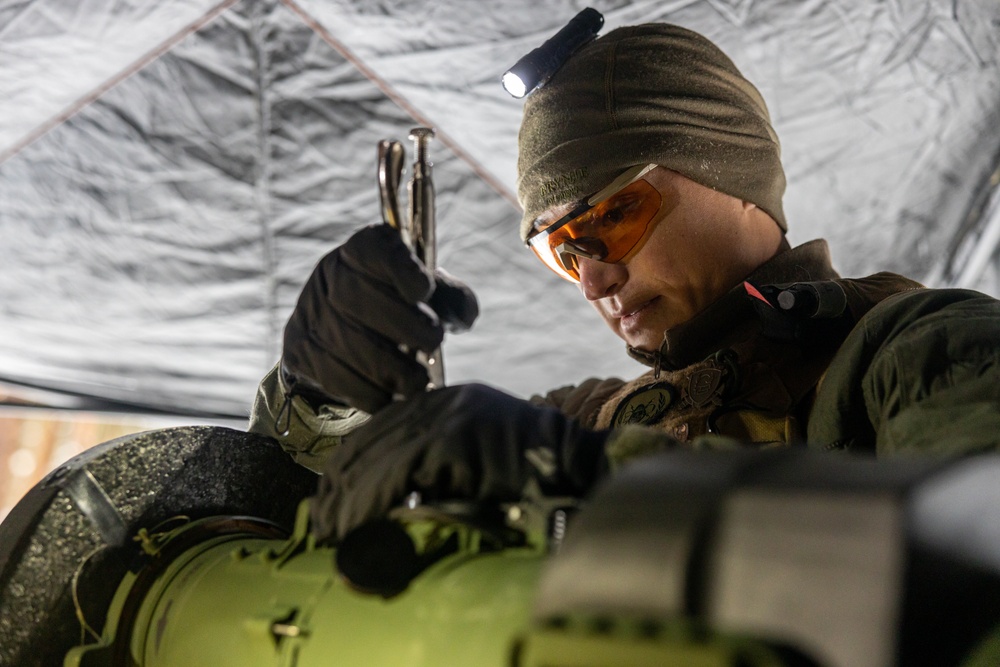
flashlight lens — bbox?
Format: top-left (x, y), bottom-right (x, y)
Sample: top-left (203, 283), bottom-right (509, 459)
top-left (502, 70), bottom-right (528, 98)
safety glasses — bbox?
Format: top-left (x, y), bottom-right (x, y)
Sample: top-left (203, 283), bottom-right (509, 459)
top-left (526, 164), bottom-right (662, 282)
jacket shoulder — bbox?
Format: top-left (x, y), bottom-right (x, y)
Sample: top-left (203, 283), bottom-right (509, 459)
top-left (808, 287), bottom-right (1000, 455)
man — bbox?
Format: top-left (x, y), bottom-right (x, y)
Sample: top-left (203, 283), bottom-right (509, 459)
top-left (250, 23), bottom-right (1000, 541)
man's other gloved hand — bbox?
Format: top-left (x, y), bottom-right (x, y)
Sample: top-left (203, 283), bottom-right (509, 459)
top-left (311, 383), bottom-right (611, 541)
top-left (281, 224), bottom-right (478, 413)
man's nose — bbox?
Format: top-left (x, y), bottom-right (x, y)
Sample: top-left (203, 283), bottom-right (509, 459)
top-left (578, 257), bottom-right (626, 300)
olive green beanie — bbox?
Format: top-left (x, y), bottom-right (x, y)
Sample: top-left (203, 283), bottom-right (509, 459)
top-left (516, 23), bottom-right (786, 240)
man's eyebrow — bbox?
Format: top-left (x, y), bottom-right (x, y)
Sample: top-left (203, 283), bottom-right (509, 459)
top-left (536, 201), bottom-right (572, 224)
top-left (534, 197), bottom-right (591, 232)
top-left (534, 213), bottom-right (559, 231)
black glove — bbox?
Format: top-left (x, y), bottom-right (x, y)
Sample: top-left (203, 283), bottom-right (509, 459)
top-left (281, 224), bottom-right (478, 413)
top-left (311, 383), bottom-right (610, 541)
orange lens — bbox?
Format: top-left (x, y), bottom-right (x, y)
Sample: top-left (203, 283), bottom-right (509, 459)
top-left (528, 178), bottom-right (662, 282)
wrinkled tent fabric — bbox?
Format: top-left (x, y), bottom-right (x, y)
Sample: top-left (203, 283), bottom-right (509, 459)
top-left (0, 0), bottom-right (998, 418)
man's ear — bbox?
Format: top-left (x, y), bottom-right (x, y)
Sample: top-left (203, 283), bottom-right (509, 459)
top-left (741, 201), bottom-right (787, 257)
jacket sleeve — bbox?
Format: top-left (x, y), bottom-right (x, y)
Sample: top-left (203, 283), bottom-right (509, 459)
top-left (530, 376), bottom-right (628, 428)
top-left (251, 367), bottom-right (628, 472)
top-left (248, 363), bottom-right (371, 472)
top-left (808, 289), bottom-right (1000, 457)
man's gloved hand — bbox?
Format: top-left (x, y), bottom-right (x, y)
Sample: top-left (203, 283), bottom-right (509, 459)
top-left (281, 224), bottom-right (478, 413)
top-left (311, 383), bottom-right (611, 541)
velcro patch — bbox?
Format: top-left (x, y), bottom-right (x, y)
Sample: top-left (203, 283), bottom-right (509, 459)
top-left (610, 381), bottom-right (677, 428)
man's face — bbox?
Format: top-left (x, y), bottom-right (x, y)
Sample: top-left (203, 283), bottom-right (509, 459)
top-left (534, 167), bottom-right (784, 351)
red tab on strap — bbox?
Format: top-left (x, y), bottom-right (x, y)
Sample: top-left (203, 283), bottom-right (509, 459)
top-left (743, 281), bottom-right (773, 308)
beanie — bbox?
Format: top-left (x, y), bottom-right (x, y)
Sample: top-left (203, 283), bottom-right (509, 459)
top-left (516, 23), bottom-right (786, 240)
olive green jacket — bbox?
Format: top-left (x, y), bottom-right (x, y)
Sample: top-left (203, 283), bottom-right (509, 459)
top-left (532, 241), bottom-right (1000, 462)
top-left (249, 240), bottom-right (1000, 470)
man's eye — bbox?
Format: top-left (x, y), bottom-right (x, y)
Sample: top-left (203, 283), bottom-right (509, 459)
top-left (604, 206), bottom-right (626, 224)
top-left (597, 197), bottom-right (640, 225)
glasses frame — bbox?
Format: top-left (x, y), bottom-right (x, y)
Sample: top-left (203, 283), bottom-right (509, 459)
top-left (526, 163), bottom-right (660, 281)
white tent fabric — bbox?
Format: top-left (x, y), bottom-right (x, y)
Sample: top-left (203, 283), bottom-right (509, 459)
top-left (1, 0), bottom-right (998, 418)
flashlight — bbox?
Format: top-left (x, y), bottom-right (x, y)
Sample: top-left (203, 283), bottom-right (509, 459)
top-left (501, 7), bottom-right (604, 98)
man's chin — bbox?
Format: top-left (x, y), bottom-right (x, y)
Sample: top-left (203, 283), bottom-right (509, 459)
top-left (618, 304), bottom-right (687, 352)
top-left (622, 330), bottom-right (663, 353)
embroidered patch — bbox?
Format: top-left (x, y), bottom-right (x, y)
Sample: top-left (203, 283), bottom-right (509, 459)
top-left (537, 167), bottom-right (590, 209)
top-left (687, 368), bottom-right (724, 408)
top-left (610, 382), bottom-right (677, 428)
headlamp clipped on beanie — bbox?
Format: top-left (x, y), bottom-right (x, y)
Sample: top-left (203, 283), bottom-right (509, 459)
top-left (514, 23), bottom-right (787, 241)
top-left (501, 8), bottom-right (604, 98)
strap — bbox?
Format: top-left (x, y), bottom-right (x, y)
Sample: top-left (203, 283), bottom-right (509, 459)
top-left (63, 469), bottom-right (127, 548)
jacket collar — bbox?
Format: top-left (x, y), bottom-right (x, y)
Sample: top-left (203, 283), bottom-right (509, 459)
top-left (626, 240), bottom-right (840, 370)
